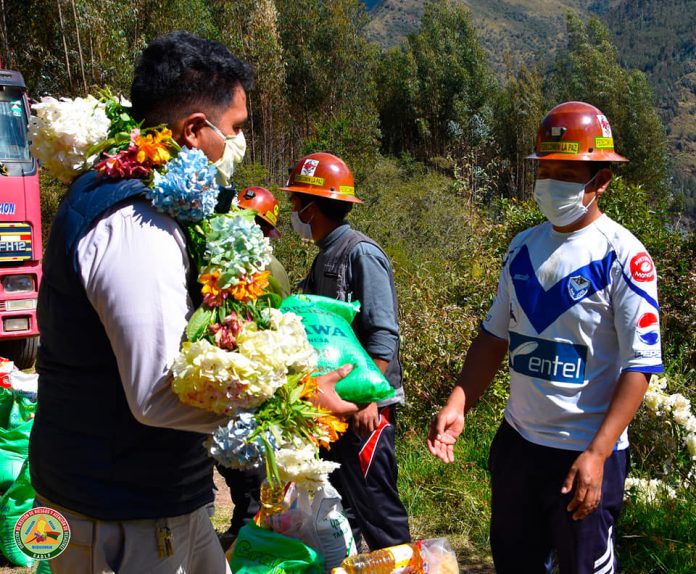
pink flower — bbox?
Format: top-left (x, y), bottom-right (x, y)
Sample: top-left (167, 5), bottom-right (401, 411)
top-left (209, 312), bottom-right (244, 350)
top-left (96, 129), bottom-right (152, 179)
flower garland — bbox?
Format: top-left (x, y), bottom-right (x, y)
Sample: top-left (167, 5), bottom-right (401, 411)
top-left (30, 92), bottom-right (347, 488)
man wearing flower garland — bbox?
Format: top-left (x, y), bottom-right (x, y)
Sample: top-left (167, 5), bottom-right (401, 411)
top-left (30, 32), bottom-right (356, 574)
top-left (428, 102), bottom-right (663, 573)
top-left (282, 152), bottom-right (411, 551)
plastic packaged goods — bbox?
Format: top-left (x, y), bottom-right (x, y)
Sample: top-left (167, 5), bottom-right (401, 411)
top-left (420, 538), bottom-right (459, 574)
top-left (0, 460), bottom-right (35, 567)
top-left (332, 538), bottom-right (460, 574)
top-left (332, 542), bottom-right (422, 574)
top-left (302, 482), bottom-right (356, 573)
top-left (279, 294), bottom-right (395, 403)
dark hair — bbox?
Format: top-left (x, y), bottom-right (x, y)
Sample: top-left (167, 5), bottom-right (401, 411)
top-left (296, 193), bottom-right (354, 222)
top-left (130, 31), bottom-right (254, 127)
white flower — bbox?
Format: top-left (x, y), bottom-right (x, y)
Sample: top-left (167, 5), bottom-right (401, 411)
top-left (664, 393), bottom-right (688, 415)
top-left (236, 309), bottom-right (317, 375)
top-left (684, 416), bottom-right (696, 434)
top-left (649, 376), bottom-right (668, 392)
top-left (276, 441), bottom-right (340, 487)
top-left (673, 407), bottom-right (692, 427)
top-left (171, 339), bottom-right (285, 414)
top-left (29, 95), bottom-right (110, 183)
top-left (686, 433), bottom-right (696, 460)
top-left (643, 390), bottom-right (665, 414)
top-left (624, 477), bottom-right (676, 504)
top-left (171, 309), bottom-right (318, 415)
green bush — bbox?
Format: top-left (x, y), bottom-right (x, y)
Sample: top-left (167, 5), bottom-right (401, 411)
top-left (619, 491), bottom-right (696, 573)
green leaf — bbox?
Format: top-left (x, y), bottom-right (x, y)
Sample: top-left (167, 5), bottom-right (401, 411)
top-left (267, 275), bottom-right (285, 298)
top-left (256, 292), bottom-right (282, 309)
top-left (218, 271), bottom-right (237, 288)
top-left (186, 306), bottom-right (214, 341)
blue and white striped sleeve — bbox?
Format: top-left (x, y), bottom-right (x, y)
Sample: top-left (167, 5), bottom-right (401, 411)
top-left (612, 244), bottom-right (664, 374)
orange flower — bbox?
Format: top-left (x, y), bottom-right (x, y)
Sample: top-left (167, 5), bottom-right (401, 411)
top-left (134, 128), bottom-right (172, 166)
top-left (200, 269), bottom-right (226, 307)
top-left (316, 415), bottom-right (349, 449)
top-left (230, 270), bottom-right (270, 303)
top-left (299, 373), bottom-right (319, 399)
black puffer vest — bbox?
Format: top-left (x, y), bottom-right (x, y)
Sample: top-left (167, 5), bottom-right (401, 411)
top-left (30, 171), bottom-right (213, 519)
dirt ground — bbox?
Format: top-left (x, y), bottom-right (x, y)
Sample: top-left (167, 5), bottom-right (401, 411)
top-left (0, 472), bottom-right (494, 573)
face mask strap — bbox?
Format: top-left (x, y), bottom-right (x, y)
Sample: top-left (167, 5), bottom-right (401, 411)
top-left (298, 201), bottom-right (315, 224)
top-left (204, 119), bottom-right (227, 141)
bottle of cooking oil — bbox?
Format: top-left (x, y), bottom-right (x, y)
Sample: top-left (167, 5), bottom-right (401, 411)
top-left (258, 479), bottom-right (285, 525)
top-left (332, 542), bottom-right (422, 574)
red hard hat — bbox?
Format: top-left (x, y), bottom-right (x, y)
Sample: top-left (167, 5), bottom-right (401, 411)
top-left (279, 152), bottom-right (363, 203)
top-left (527, 101), bottom-right (628, 162)
top-left (238, 186), bottom-right (281, 237)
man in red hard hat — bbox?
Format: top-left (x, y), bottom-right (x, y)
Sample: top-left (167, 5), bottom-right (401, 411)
top-left (281, 152), bottom-right (411, 551)
top-left (429, 102), bottom-right (663, 573)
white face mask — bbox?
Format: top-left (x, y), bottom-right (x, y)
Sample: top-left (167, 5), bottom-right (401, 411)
top-left (533, 174), bottom-right (598, 227)
top-left (205, 119), bottom-right (246, 187)
top-left (291, 203), bottom-right (314, 240)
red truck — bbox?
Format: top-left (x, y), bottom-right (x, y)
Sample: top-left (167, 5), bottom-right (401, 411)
top-left (0, 67), bottom-right (41, 368)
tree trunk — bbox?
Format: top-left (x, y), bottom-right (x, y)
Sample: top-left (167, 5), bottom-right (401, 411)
top-left (0, 0), bottom-right (10, 68)
top-left (70, 0), bottom-right (88, 93)
top-left (56, 0), bottom-right (74, 90)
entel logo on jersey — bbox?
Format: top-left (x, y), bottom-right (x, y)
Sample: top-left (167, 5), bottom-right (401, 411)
top-left (509, 332), bottom-right (588, 384)
top-left (630, 252), bottom-right (655, 282)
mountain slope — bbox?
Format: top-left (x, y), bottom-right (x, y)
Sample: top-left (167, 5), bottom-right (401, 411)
top-left (366, 0), bottom-right (592, 73)
top-left (366, 0), bottom-right (696, 210)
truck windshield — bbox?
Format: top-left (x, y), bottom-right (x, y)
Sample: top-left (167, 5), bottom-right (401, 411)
top-left (0, 88), bottom-right (30, 162)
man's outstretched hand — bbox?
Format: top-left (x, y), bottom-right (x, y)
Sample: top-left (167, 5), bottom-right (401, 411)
top-left (312, 364), bottom-right (359, 417)
top-left (427, 404), bottom-right (465, 463)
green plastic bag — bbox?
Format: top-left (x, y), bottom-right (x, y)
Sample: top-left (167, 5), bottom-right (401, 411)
top-left (0, 406), bottom-right (34, 492)
top-left (36, 559), bottom-right (53, 573)
top-left (8, 394), bottom-right (36, 429)
top-left (280, 294), bottom-right (395, 404)
top-left (229, 521), bottom-right (323, 573)
top-left (0, 387), bottom-right (12, 428)
top-left (0, 459), bottom-right (35, 567)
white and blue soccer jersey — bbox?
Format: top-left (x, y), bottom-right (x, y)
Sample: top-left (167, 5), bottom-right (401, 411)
top-left (482, 214), bottom-right (663, 451)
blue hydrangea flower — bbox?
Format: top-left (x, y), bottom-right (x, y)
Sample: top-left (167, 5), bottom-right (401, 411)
top-left (147, 146), bottom-right (219, 223)
top-left (206, 411), bottom-right (277, 469)
top-left (202, 212), bottom-right (272, 286)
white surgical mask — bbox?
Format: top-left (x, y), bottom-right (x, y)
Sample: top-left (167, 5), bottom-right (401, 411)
top-left (291, 203), bottom-right (314, 240)
top-left (533, 174), bottom-right (598, 227)
top-left (205, 119), bottom-right (246, 186)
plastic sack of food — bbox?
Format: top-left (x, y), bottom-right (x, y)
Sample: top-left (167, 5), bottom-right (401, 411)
top-left (300, 482), bottom-right (356, 573)
top-left (420, 537), bottom-right (459, 574)
top-left (279, 294), bottom-right (395, 404)
top-left (257, 481), bottom-right (309, 539)
top-left (229, 521), bottom-right (323, 574)
top-left (0, 397), bottom-right (35, 492)
top-left (0, 459), bottom-right (35, 567)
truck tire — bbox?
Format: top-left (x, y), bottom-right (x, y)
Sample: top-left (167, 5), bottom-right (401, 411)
top-left (0, 337), bottom-right (38, 370)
